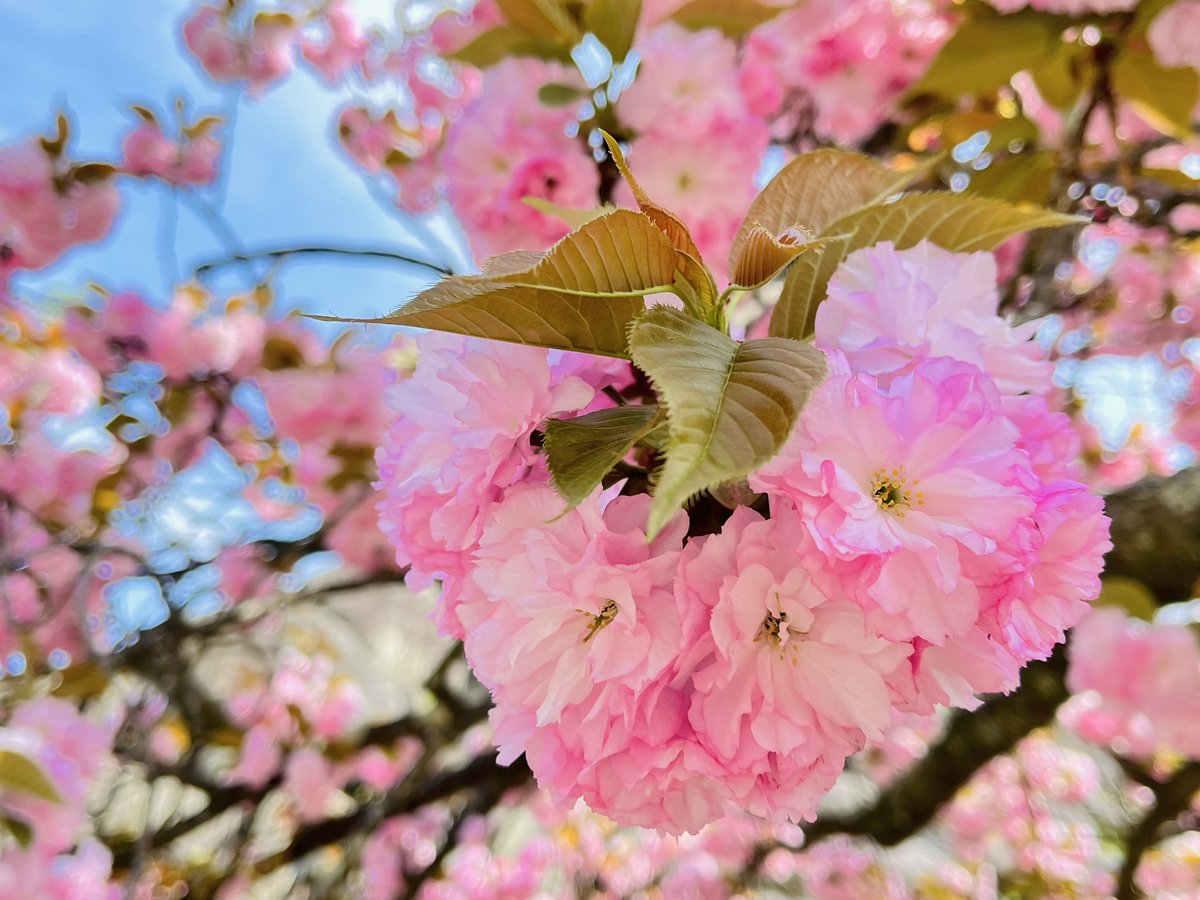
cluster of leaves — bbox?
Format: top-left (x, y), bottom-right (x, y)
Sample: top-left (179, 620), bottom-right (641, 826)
top-left (321, 134), bottom-right (1075, 538)
top-left (907, 0), bottom-right (1199, 206)
top-left (449, 0), bottom-right (786, 70)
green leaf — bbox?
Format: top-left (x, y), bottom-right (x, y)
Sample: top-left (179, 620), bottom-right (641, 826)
top-left (445, 26), bottom-right (572, 68)
top-left (0, 749), bottom-right (61, 804)
top-left (933, 110), bottom-right (1037, 151)
top-left (311, 209), bottom-right (680, 358)
top-left (966, 151), bottom-right (1057, 205)
top-left (1028, 41), bottom-right (1087, 110)
top-left (488, 208), bottom-right (679, 296)
top-left (522, 197), bottom-right (616, 228)
top-left (628, 306), bottom-right (827, 539)
top-left (600, 131), bottom-right (718, 320)
top-left (670, 0), bottom-right (785, 38)
top-left (538, 82), bottom-right (585, 107)
top-left (769, 192), bottom-right (1081, 340)
top-left (3, 816), bottom-right (33, 847)
top-left (586, 0), bottom-right (641, 62)
top-left (544, 404), bottom-right (661, 507)
top-left (496, 0), bottom-right (580, 43)
top-left (907, 10), bottom-right (1064, 99)
top-left (1112, 48), bottom-right (1200, 140)
top-left (729, 149), bottom-right (933, 273)
top-left (728, 225), bottom-right (827, 291)
top-left (1141, 166), bottom-right (1199, 191)
top-left (1096, 576), bottom-right (1158, 622)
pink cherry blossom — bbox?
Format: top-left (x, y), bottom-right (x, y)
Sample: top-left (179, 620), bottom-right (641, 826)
top-left (282, 748), bottom-right (342, 822)
top-left (816, 241), bottom-right (1051, 395)
top-left (616, 116), bottom-right (769, 282)
top-left (442, 59), bottom-right (598, 258)
top-left (679, 504), bottom-right (911, 820)
top-left (1063, 607), bottom-right (1200, 758)
top-left (300, 0), bottom-right (369, 83)
top-left (375, 333), bottom-right (604, 635)
top-left (460, 483), bottom-right (685, 737)
top-left (619, 24), bottom-right (746, 135)
top-left (752, 355), bottom-right (1039, 644)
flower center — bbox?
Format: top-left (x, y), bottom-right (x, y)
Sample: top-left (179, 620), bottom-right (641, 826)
top-left (871, 466), bottom-right (923, 516)
top-left (755, 593), bottom-right (803, 666)
top-left (575, 599), bottom-right (618, 644)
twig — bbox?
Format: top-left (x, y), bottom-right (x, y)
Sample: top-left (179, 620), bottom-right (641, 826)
top-left (192, 245), bottom-right (453, 280)
top-left (1115, 762), bottom-right (1200, 900)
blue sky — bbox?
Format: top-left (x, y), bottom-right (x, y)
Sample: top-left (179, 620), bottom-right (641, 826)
top-left (0, 0), bottom-right (469, 323)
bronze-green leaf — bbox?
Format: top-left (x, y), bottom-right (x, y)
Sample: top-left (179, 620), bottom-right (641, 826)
top-left (311, 210), bottom-right (681, 357)
top-left (670, 0), bottom-right (785, 38)
top-left (600, 131), bottom-right (718, 320)
top-left (537, 82), bottom-right (585, 107)
top-left (522, 197), bottom-right (616, 229)
top-left (1112, 48), bottom-right (1200, 140)
top-left (585, 0), bottom-right (642, 62)
top-left (496, 0), bottom-right (580, 43)
top-left (544, 404), bottom-right (661, 508)
top-left (0, 749), bottom-right (61, 804)
top-left (728, 225), bottom-right (827, 291)
top-left (907, 9), bottom-right (1065, 99)
top-left (769, 192), bottom-right (1081, 340)
top-left (729, 149), bottom-right (932, 272)
top-left (445, 26), bottom-right (573, 68)
top-left (628, 306), bottom-right (827, 539)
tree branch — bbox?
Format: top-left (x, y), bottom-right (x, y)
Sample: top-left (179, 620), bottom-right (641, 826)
top-left (192, 244), bottom-right (454, 279)
top-left (778, 464), bottom-right (1200, 857)
top-left (804, 646), bottom-right (1070, 847)
top-left (1115, 762), bottom-right (1200, 900)
top-left (1104, 465), bottom-right (1200, 605)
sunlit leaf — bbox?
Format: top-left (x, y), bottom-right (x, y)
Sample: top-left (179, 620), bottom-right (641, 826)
top-left (183, 115), bottom-right (223, 139)
top-left (966, 151), bottom-right (1057, 205)
top-left (538, 82), bottom-right (585, 106)
top-left (130, 104), bottom-right (158, 124)
top-left (770, 192), bottom-right (1080, 340)
top-left (728, 226), bottom-right (827, 291)
top-left (907, 9), bottom-right (1065, 99)
top-left (522, 197), bottom-right (616, 229)
top-left (670, 0), bottom-right (785, 38)
top-left (0, 750), bottom-right (61, 804)
top-left (1028, 41), bottom-right (1087, 110)
top-left (544, 404), bottom-right (661, 508)
top-left (1096, 576), bottom-right (1158, 622)
top-left (1112, 48), bottom-right (1200, 140)
top-left (50, 661), bottom-right (110, 699)
top-left (312, 210), bottom-right (681, 357)
top-left (628, 306), bottom-right (827, 539)
top-left (586, 0), bottom-right (642, 62)
top-left (2, 816), bottom-right (33, 847)
top-left (496, 0), bottom-right (580, 43)
top-left (600, 131), bottom-right (718, 319)
top-left (445, 26), bottom-right (573, 68)
top-left (730, 149), bottom-right (932, 271)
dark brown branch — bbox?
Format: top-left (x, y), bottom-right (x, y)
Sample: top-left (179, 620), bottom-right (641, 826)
top-left (251, 752), bottom-right (531, 876)
top-left (1115, 762), bottom-right (1200, 900)
top-left (1104, 466), bottom-right (1200, 605)
top-left (804, 646), bottom-right (1070, 848)
top-left (192, 245), bottom-right (453, 279)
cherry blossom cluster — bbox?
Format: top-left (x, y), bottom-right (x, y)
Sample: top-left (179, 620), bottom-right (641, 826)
top-left (1, 288), bottom-right (408, 667)
top-left (184, 1), bottom-right (950, 270)
top-left (1064, 606), bottom-right (1200, 759)
top-left (0, 698), bottom-right (118, 895)
top-left (183, 0), bottom-right (369, 94)
top-left (120, 109), bottom-right (220, 188)
top-left (0, 129), bottom-right (119, 302)
top-left (377, 239), bottom-right (1112, 833)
